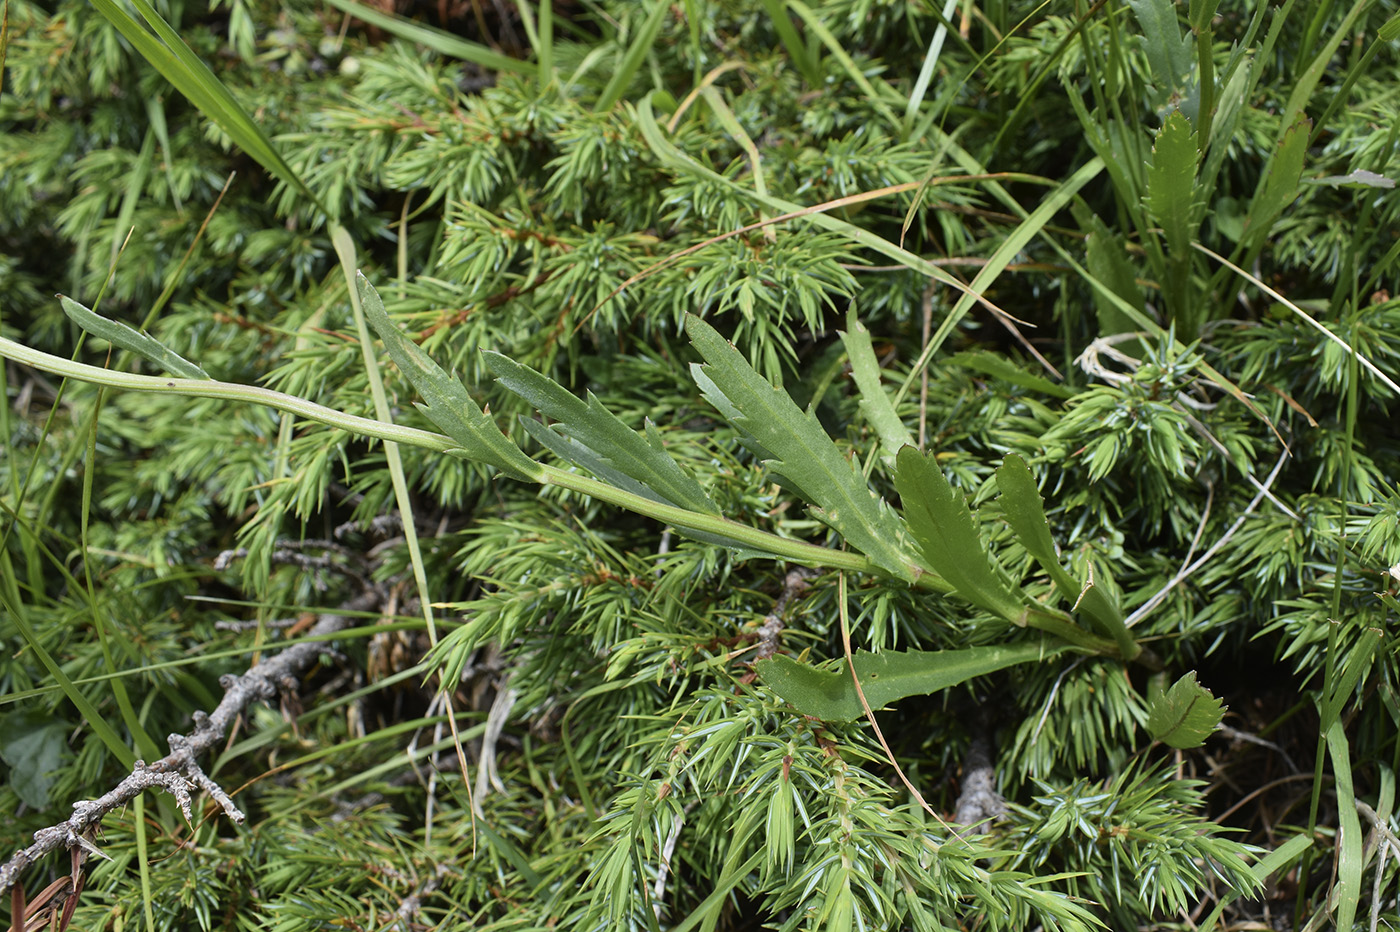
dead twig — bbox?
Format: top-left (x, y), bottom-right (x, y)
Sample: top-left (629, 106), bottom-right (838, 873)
top-left (0, 587), bottom-right (382, 896)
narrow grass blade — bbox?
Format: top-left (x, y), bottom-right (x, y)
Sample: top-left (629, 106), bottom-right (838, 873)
top-left (80, 394), bottom-right (162, 762)
top-left (357, 274), bottom-right (542, 482)
top-left (916, 157), bottom-right (1105, 389)
top-left (759, 0), bottom-right (820, 87)
top-left (902, 0), bottom-right (958, 132)
top-left (145, 96), bottom-right (180, 210)
top-left (59, 296), bottom-right (209, 380)
top-left (322, 0), bottom-right (535, 75)
top-left (893, 446), bottom-right (1026, 620)
top-left (483, 350), bottom-right (718, 514)
top-left (0, 586), bottom-right (135, 768)
top-left (1195, 244), bottom-right (1400, 398)
top-left (756, 641), bottom-right (1072, 722)
top-left (87, 0), bottom-right (321, 209)
top-left (1197, 833), bottom-right (1311, 932)
top-left (1325, 721), bottom-right (1362, 932)
top-left (335, 228), bottom-right (438, 659)
top-left (110, 130), bottom-right (154, 270)
top-left (595, 0), bottom-right (668, 111)
top-left (1278, 0), bottom-right (1369, 139)
top-left (948, 352), bottom-right (1072, 399)
top-left (787, 0), bottom-right (899, 130)
top-left (839, 310), bottom-right (913, 467)
top-left (635, 98), bottom-right (1102, 374)
top-left (687, 315), bottom-right (917, 581)
top-left (1321, 625), bottom-right (1381, 726)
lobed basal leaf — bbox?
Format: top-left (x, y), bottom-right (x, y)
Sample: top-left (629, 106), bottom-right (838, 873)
top-left (357, 274), bottom-right (541, 482)
top-left (686, 314), bottom-right (918, 582)
top-left (757, 641), bottom-right (1073, 722)
top-left (482, 350), bottom-right (718, 515)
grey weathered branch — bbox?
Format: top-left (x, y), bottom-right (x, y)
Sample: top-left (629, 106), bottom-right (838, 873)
top-left (0, 588), bottom-right (382, 895)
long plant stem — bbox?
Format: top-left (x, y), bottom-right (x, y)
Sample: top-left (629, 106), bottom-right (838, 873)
top-left (0, 335), bottom-right (941, 586)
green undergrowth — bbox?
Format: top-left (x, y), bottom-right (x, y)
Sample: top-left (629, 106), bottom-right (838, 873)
top-left (2, 1), bottom-right (1400, 931)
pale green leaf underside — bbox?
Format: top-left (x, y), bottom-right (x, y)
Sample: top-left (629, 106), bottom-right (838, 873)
top-left (756, 641), bottom-right (1072, 722)
top-left (483, 350), bottom-right (717, 514)
top-left (686, 315), bottom-right (916, 581)
top-left (517, 419), bottom-right (748, 550)
top-left (59, 296), bottom-right (209, 380)
top-left (1325, 722), bottom-right (1362, 932)
top-left (321, 0), bottom-right (536, 75)
top-left (839, 309), bottom-right (913, 466)
top-left (1126, 0), bottom-right (1193, 96)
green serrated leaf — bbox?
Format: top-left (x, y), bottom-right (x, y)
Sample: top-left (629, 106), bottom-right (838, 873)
top-left (483, 350), bottom-right (717, 514)
top-left (756, 641), bottom-right (1071, 722)
top-left (0, 713), bottom-right (73, 809)
top-left (87, 0), bottom-right (322, 209)
top-left (947, 351), bottom-right (1073, 399)
top-left (59, 295), bottom-right (208, 380)
top-left (996, 455), bottom-right (1081, 600)
top-left (893, 446), bottom-right (1025, 620)
top-left (1145, 671), bottom-right (1225, 748)
top-left (839, 310), bottom-right (913, 467)
top-left (357, 274), bottom-right (540, 482)
top-left (1084, 215), bottom-right (1145, 336)
top-left (1145, 110), bottom-right (1200, 259)
top-left (1246, 112), bottom-right (1310, 240)
top-left (995, 455), bottom-right (1137, 660)
top-left (686, 315), bottom-right (916, 581)
top-left (1127, 0), bottom-right (1194, 99)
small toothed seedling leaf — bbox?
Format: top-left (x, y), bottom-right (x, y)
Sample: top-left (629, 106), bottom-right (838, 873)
top-left (1146, 672), bottom-right (1225, 748)
top-left (839, 309), bottom-right (913, 468)
top-left (1144, 109), bottom-right (1200, 261)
